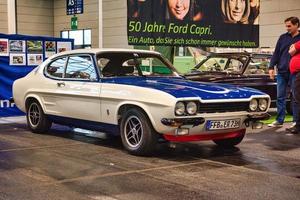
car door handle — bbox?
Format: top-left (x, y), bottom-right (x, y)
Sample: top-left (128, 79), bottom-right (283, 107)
top-left (57, 82), bottom-right (65, 87)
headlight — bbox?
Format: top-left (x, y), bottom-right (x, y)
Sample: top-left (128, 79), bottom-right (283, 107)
top-left (249, 99), bottom-right (258, 111)
top-left (186, 102), bottom-right (197, 115)
top-left (258, 99), bottom-right (268, 111)
top-left (175, 102), bottom-right (185, 115)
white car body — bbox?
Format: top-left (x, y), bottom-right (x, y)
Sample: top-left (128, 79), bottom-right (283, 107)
top-left (13, 48), bottom-right (271, 155)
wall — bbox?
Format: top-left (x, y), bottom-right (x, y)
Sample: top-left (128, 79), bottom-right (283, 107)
top-left (260, 0), bottom-right (300, 48)
top-left (0, 0), bottom-right (8, 34)
top-left (53, 0), bottom-right (99, 48)
top-left (16, 0), bottom-right (54, 36)
top-left (102, 0), bottom-right (130, 48)
top-left (3, 0), bottom-right (300, 49)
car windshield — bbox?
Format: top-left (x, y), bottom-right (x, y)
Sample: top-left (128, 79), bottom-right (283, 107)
top-left (244, 57), bottom-right (271, 75)
top-left (97, 52), bottom-right (179, 77)
top-left (192, 56), bottom-right (247, 74)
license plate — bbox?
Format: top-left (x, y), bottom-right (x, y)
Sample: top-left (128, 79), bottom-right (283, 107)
top-left (206, 119), bottom-right (240, 131)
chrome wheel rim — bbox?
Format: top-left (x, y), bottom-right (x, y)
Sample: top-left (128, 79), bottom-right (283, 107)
top-left (124, 116), bottom-right (143, 148)
top-left (28, 103), bottom-right (41, 128)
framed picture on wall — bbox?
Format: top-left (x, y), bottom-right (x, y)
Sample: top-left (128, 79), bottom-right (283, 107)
top-left (27, 54), bottom-right (43, 66)
top-left (9, 54), bottom-right (26, 65)
top-left (9, 40), bottom-right (26, 53)
top-left (0, 39), bottom-right (9, 56)
top-left (57, 42), bottom-right (72, 53)
top-left (27, 40), bottom-right (43, 54)
top-left (45, 41), bottom-right (56, 58)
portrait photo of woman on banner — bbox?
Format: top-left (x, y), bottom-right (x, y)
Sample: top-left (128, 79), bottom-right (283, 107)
top-left (249, 0), bottom-right (260, 24)
top-left (165, 0), bottom-right (203, 21)
top-left (221, 0), bottom-right (250, 24)
top-left (220, 0), bottom-right (259, 24)
top-left (128, 0), bottom-right (204, 22)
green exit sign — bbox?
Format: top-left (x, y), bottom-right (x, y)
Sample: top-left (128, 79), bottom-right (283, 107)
top-left (71, 16), bottom-right (78, 30)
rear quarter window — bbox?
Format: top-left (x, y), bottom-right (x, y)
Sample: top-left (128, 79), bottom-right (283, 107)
top-left (45, 57), bottom-right (67, 78)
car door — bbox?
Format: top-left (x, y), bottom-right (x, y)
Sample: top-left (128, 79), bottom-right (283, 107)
top-left (42, 56), bottom-right (69, 116)
top-left (58, 54), bottom-right (101, 122)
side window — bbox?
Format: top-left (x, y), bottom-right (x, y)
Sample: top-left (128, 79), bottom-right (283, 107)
top-left (199, 58), bottom-right (228, 72)
top-left (97, 58), bottom-right (110, 73)
top-left (65, 55), bottom-right (97, 80)
top-left (46, 57), bottom-right (67, 78)
top-left (245, 58), bottom-right (270, 75)
top-left (226, 59), bottom-right (244, 72)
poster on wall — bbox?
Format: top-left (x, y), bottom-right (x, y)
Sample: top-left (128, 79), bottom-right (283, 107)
top-left (127, 0), bottom-right (260, 48)
top-left (9, 40), bottom-right (26, 53)
top-left (9, 54), bottom-right (26, 65)
top-left (57, 42), bottom-right (72, 53)
top-left (27, 54), bottom-right (43, 66)
top-left (0, 39), bottom-right (9, 56)
top-left (27, 40), bottom-right (43, 54)
top-left (45, 41), bottom-right (56, 58)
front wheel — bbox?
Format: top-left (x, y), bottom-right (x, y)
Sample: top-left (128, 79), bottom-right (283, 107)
top-left (120, 108), bottom-right (158, 156)
top-left (213, 134), bottom-right (245, 148)
top-left (26, 100), bottom-right (52, 133)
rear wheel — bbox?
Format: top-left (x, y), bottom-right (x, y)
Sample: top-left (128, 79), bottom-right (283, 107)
top-left (213, 134), bottom-right (245, 148)
top-left (120, 108), bottom-right (158, 156)
top-left (26, 100), bottom-right (52, 133)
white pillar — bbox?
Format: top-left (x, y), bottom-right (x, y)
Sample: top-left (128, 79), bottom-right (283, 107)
top-left (7, 0), bottom-right (16, 34)
top-left (98, 0), bottom-right (103, 48)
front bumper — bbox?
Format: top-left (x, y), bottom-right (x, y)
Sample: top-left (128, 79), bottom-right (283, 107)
top-left (161, 113), bottom-right (270, 128)
top-left (163, 129), bottom-right (246, 142)
top-left (159, 113), bottom-right (270, 141)
top-left (244, 113), bottom-right (271, 126)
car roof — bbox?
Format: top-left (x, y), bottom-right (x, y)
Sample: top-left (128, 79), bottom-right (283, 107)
top-left (49, 48), bottom-right (161, 59)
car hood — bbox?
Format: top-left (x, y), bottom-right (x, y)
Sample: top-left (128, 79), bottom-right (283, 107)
top-left (101, 77), bottom-right (267, 100)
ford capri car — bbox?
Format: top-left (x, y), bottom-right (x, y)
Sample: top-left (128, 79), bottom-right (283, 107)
top-left (13, 49), bottom-right (270, 155)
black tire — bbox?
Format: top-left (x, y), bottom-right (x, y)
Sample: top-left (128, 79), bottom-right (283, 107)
top-left (120, 108), bottom-right (158, 156)
top-left (26, 100), bottom-right (52, 133)
top-left (213, 134), bottom-right (245, 148)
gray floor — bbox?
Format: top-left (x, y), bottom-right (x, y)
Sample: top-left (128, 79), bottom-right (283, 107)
top-left (0, 117), bottom-right (299, 200)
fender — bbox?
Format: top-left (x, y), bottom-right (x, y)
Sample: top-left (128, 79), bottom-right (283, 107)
top-left (116, 101), bottom-right (160, 132)
top-left (24, 93), bottom-right (45, 113)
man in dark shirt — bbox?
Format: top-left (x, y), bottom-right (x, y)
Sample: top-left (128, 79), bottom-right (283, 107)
top-left (268, 17), bottom-right (300, 128)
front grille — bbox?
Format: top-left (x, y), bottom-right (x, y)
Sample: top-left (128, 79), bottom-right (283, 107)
top-left (198, 102), bottom-right (249, 113)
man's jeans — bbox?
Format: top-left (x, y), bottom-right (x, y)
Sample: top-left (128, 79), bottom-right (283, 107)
top-left (291, 73), bottom-right (300, 125)
top-left (294, 72), bottom-right (300, 129)
top-left (276, 73), bottom-right (294, 123)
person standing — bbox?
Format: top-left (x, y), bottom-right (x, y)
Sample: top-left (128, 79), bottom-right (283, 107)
top-left (287, 41), bottom-right (300, 134)
top-left (268, 17), bottom-right (300, 128)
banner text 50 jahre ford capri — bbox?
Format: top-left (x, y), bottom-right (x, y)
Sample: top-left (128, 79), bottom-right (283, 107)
top-left (127, 0), bottom-right (260, 48)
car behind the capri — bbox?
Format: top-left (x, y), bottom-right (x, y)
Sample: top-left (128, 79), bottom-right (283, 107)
top-left (13, 49), bottom-right (270, 155)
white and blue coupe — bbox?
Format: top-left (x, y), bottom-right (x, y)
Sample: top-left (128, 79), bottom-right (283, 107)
top-left (13, 49), bottom-right (270, 155)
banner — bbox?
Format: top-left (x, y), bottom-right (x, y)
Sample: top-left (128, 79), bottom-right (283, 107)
top-left (127, 0), bottom-right (260, 48)
top-left (0, 33), bottom-right (74, 117)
